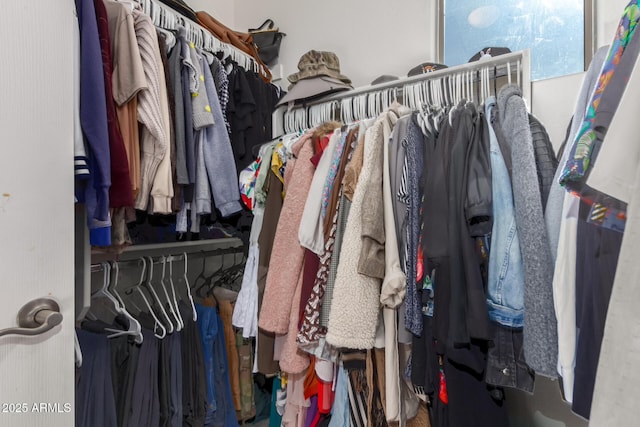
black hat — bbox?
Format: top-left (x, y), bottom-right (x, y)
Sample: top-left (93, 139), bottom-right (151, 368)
top-left (468, 47), bottom-right (512, 62)
top-left (407, 62), bottom-right (448, 77)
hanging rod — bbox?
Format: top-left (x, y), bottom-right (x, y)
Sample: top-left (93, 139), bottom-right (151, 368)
top-left (134, 0), bottom-right (265, 76)
top-left (89, 245), bottom-right (245, 273)
top-left (309, 50), bottom-right (529, 105)
top-left (91, 238), bottom-right (244, 264)
top-left (276, 49), bottom-right (531, 134)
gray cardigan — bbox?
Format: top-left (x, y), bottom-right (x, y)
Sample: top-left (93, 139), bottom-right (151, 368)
top-left (498, 85), bottom-right (558, 378)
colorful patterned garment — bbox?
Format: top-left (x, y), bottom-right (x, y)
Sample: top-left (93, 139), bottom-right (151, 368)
top-left (239, 158), bottom-right (261, 211)
top-left (270, 142), bottom-right (286, 200)
top-left (320, 130), bottom-right (349, 219)
top-left (560, 0), bottom-right (640, 188)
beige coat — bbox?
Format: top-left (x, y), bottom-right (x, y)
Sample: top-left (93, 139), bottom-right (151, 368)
top-left (326, 104), bottom-right (409, 350)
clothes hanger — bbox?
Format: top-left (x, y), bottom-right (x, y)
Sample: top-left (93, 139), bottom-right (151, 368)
top-left (74, 330), bottom-right (83, 368)
top-left (191, 251), bottom-right (208, 292)
top-left (485, 67), bottom-right (491, 104)
top-left (86, 263), bottom-right (125, 330)
top-left (91, 262), bottom-right (121, 314)
top-left (167, 256), bottom-right (185, 329)
top-left (131, 258), bottom-right (167, 339)
top-left (159, 256), bottom-right (182, 331)
top-left (107, 261), bottom-right (144, 344)
top-left (192, 251), bottom-right (220, 298)
top-left (144, 256), bottom-right (174, 334)
top-left (180, 252), bottom-right (197, 321)
top-left (196, 253), bottom-right (227, 298)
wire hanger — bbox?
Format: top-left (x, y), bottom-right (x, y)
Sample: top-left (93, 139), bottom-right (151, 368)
top-left (196, 253), bottom-right (226, 298)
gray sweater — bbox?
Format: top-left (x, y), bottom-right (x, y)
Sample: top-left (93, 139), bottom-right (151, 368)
top-left (498, 85), bottom-right (557, 378)
top-left (169, 30), bottom-right (188, 186)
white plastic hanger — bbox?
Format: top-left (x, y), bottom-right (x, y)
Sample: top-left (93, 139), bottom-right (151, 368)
top-left (181, 253), bottom-right (197, 321)
top-left (159, 257), bottom-right (182, 331)
top-left (108, 261), bottom-right (144, 344)
top-left (91, 262), bottom-right (120, 312)
top-left (167, 256), bottom-right (186, 327)
top-left (144, 256), bottom-right (174, 334)
top-left (129, 258), bottom-right (166, 339)
top-left (74, 330), bottom-right (83, 368)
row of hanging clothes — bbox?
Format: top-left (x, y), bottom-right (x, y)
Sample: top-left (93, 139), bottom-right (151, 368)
top-left (231, 50), bottom-right (569, 427)
top-left (74, 0), bottom-right (282, 252)
top-left (75, 246), bottom-right (269, 427)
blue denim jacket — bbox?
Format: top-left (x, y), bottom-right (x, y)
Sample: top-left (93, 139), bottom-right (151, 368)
top-left (485, 98), bottom-right (525, 328)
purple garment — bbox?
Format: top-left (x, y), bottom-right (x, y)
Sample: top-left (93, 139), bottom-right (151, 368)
top-left (305, 395), bottom-right (319, 427)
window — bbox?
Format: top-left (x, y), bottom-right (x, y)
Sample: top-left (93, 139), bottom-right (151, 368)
top-left (439, 0), bottom-right (593, 80)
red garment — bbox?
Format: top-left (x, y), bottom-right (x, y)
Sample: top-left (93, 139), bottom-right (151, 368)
top-left (94, 0), bottom-right (133, 207)
top-left (303, 358), bottom-right (319, 400)
top-left (313, 134), bottom-right (331, 158)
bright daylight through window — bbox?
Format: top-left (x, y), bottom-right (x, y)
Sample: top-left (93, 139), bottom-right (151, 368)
top-left (443, 0), bottom-right (586, 80)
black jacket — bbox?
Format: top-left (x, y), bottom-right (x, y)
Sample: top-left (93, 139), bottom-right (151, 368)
top-left (529, 114), bottom-right (558, 209)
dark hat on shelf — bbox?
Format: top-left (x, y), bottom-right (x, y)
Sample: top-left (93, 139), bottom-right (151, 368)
top-left (407, 62), bottom-right (448, 77)
top-left (468, 47), bottom-right (512, 62)
top-left (370, 75), bottom-right (398, 85)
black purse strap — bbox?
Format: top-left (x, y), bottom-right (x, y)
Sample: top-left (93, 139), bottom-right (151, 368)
top-left (249, 18), bottom-right (275, 32)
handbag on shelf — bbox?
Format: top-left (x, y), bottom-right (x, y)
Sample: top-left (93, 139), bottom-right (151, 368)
top-left (249, 19), bottom-right (285, 66)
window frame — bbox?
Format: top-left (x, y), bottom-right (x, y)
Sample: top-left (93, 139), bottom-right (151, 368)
top-left (436, 0), bottom-right (595, 79)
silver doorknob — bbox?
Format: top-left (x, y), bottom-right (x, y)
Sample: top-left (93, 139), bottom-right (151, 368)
top-left (0, 298), bottom-right (63, 338)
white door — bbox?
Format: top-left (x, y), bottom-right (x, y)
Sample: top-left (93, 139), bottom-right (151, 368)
top-left (0, 2), bottom-right (76, 426)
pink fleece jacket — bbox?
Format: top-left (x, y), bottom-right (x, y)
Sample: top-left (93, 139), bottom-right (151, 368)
top-left (259, 132), bottom-right (315, 334)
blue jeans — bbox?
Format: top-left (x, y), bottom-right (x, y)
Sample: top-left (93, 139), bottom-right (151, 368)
top-left (328, 367), bottom-right (350, 427)
top-left (486, 98), bottom-right (525, 328)
top-left (197, 304), bottom-right (239, 427)
top-left (196, 304), bottom-right (218, 423)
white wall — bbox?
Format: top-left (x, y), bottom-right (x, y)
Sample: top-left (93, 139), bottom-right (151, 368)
top-left (531, 72), bottom-right (585, 150)
top-left (189, 0), bottom-right (235, 28)
top-left (233, 0), bottom-right (438, 88)
top-left (597, 0), bottom-right (629, 48)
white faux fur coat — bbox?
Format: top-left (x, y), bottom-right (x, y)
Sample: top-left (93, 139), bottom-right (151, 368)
top-left (326, 103), bottom-right (409, 349)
